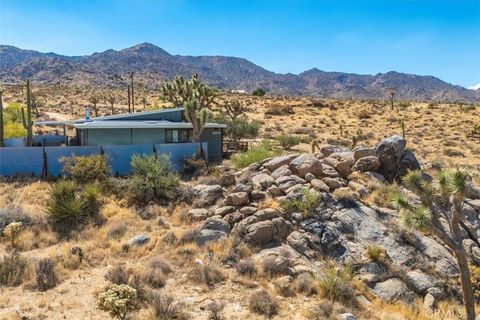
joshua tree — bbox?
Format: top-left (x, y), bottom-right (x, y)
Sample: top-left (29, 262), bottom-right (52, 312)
top-left (389, 90), bottom-right (396, 111)
top-left (160, 74), bottom-right (218, 142)
top-left (223, 99), bottom-right (249, 120)
top-left (0, 87), bottom-right (4, 147)
top-left (127, 85), bottom-right (131, 113)
top-left (141, 95), bottom-right (147, 109)
top-left (89, 94), bottom-right (100, 117)
top-left (393, 169), bottom-right (476, 320)
top-left (22, 79), bottom-right (34, 147)
top-left (107, 94), bottom-right (116, 115)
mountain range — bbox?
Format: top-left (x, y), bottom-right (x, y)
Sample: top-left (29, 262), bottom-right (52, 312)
top-left (1, 43), bottom-right (479, 102)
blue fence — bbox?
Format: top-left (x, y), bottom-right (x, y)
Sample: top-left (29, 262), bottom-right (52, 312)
top-left (0, 142), bottom-right (207, 177)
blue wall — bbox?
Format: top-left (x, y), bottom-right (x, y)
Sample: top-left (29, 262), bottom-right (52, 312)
top-left (0, 142), bottom-right (207, 177)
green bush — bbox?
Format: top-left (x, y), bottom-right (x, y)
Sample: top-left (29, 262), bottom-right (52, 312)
top-left (46, 180), bottom-right (100, 234)
top-left (281, 188), bottom-right (321, 217)
top-left (317, 266), bottom-right (354, 303)
top-left (128, 154), bottom-right (180, 205)
top-left (97, 284), bottom-right (137, 320)
top-left (226, 117), bottom-right (260, 141)
top-left (61, 154), bottom-right (110, 183)
top-left (252, 88), bottom-right (266, 96)
top-left (231, 141), bottom-right (281, 169)
top-left (275, 135), bottom-right (301, 150)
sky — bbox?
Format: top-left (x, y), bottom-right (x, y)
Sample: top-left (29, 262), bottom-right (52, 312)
top-left (1, 0), bottom-right (479, 88)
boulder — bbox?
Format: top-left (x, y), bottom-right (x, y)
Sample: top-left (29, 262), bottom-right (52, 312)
top-left (310, 179), bottom-right (330, 192)
top-left (304, 172), bottom-right (316, 182)
top-left (372, 278), bottom-right (411, 302)
top-left (320, 145), bottom-right (349, 157)
top-left (334, 161), bottom-right (352, 177)
top-left (423, 293), bottom-right (435, 313)
top-left (290, 154), bottom-right (323, 178)
top-left (251, 173), bottom-right (275, 189)
top-left (187, 208), bottom-right (209, 221)
top-left (376, 135), bottom-right (406, 182)
top-left (406, 270), bottom-right (439, 294)
top-left (322, 177), bottom-right (344, 191)
top-left (396, 150), bottom-right (421, 178)
top-left (251, 190), bottom-right (268, 200)
top-left (202, 217), bottom-right (231, 234)
top-left (224, 192), bottom-right (250, 206)
top-left (279, 180), bottom-right (297, 192)
top-left (128, 235), bottom-right (149, 246)
top-left (214, 206), bottom-right (236, 217)
top-left (339, 313), bottom-right (357, 320)
top-left (353, 147), bottom-right (376, 161)
top-left (195, 229), bottom-right (227, 246)
top-left (263, 154), bottom-right (299, 172)
top-left (352, 156), bottom-right (381, 173)
top-left (267, 185), bottom-right (284, 197)
top-left (254, 208), bottom-right (282, 221)
top-left (239, 206), bottom-right (257, 216)
top-left (271, 165), bottom-right (292, 179)
top-left (330, 151), bottom-right (355, 166)
top-left (232, 183), bottom-right (253, 194)
top-left (319, 164), bottom-right (341, 178)
top-left (193, 185), bottom-right (224, 206)
top-left (363, 171), bottom-right (387, 183)
top-left (219, 173), bottom-right (236, 186)
top-left (224, 211), bottom-right (244, 225)
top-left (287, 231), bottom-right (315, 258)
top-left (245, 217), bottom-right (293, 246)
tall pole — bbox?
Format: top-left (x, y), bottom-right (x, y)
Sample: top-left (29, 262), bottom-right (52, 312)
top-left (127, 85), bottom-right (131, 113)
top-left (0, 88), bottom-right (4, 147)
top-left (130, 72), bottom-right (134, 113)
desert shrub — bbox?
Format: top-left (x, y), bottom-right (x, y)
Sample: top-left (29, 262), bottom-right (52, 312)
top-left (0, 208), bottom-right (32, 235)
top-left (265, 104), bottom-right (294, 116)
top-left (308, 300), bottom-right (334, 318)
top-left (356, 108), bottom-right (372, 119)
top-left (107, 222), bottom-right (128, 239)
top-left (128, 154), bottom-right (180, 205)
top-left (235, 259), bottom-right (257, 277)
top-left (182, 152), bottom-right (208, 178)
top-left (275, 276), bottom-right (295, 297)
top-left (365, 244), bottom-right (387, 263)
top-left (97, 284), bottom-right (137, 320)
top-left (142, 268), bottom-right (166, 289)
top-left (61, 154), bottom-right (110, 183)
top-left (4, 122), bottom-right (26, 138)
top-left (35, 258), bottom-right (58, 291)
top-left (367, 183), bottom-right (399, 208)
top-left (207, 300), bottom-right (225, 320)
top-left (3, 221), bottom-right (23, 249)
top-left (150, 291), bottom-right (189, 320)
top-left (179, 229), bottom-right (199, 244)
top-left (190, 263), bottom-right (226, 287)
top-left (47, 180), bottom-right (100, 234)
top-left (149, 256), bottom-right (173, 274)
top-left (281, 188), bottom-right (321, 217)
top-left (231, 140), bottom-right (281, 169)
top-left (294, 273), bottom-right (318, 295)
top-left (248, 289), bottom-right (279, 317)
top-left (0, 252), bottom-right (29, 286)
top-left (333, 188), bottom-right (357, 207)
top-left (162, 231), bottom-right (177, 244)
top-left (317, 266), bottom-right (354, 303)
top-left (227, 117), bottom-right (260, 141)
top-left (275, 135), bottom-right (301, 150)
top-left (105, 265), bottom-right (129, 285)
top-left (262, 256), bottom-right (289, 277)
top-left (252, 88), bottom-right (266, 96)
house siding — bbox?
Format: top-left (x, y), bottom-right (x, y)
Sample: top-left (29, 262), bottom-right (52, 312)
top-left (201, 128), bottom-right (223, 163)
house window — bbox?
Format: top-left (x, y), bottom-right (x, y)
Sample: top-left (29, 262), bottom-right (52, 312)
top-left (166, 129), bottom-right (192, 143)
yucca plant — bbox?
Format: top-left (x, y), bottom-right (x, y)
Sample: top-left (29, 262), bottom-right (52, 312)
top-left (317, 266), bottom-right (354, 304)
top-left (364, 244), bottom-right (387, 263)
top-left (392, 168), bottom-right (476, 320)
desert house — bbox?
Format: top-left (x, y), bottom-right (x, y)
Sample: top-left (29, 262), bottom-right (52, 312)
top-left (0, 107), bottom-right (227, 177)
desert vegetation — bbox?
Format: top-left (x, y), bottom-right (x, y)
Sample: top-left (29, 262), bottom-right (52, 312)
top-left (0, 82), bottom-right (480, 319)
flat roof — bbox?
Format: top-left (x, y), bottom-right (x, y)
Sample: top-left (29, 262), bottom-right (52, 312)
top-left (89, 107), bottom-right (185, 121)
top-left (75, 120), bottom-right (227, 129)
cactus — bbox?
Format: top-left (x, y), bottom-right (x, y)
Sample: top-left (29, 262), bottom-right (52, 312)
top-left (21, 79), bottom-right (34, 147)
top-left (400, 120), bottom-right (405, 139)
top-left (339, 124), bottom-right (343, 136)
top-left (389, 90), bottom-right (396, 111)
top-left (0, 87), bottom-right (4, 147)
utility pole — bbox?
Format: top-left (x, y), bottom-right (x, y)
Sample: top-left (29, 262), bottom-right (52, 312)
top-left (127, 85), bottom-right (131, 113)
top-left (130, 72), bottom-right (135, 113)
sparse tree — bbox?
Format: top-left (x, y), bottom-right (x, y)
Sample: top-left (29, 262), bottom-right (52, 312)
top-left (89, 94), bottom-right (100, 117)
top-left (392, 169), bottom-right (476, 320)
top-left (108, 94), bottom-right (116, 115)
top-left (223, 99), bottom-right (249, 120)
top-left (160, 74), bottom-right (218, 141)
top-left (389, 90), bottom-right (396, 111)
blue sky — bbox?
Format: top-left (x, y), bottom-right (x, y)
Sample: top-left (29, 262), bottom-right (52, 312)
top-left (1, 0), bottom-right (479, 87)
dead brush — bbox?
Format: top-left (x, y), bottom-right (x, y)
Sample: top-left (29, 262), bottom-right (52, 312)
top-left (189, 262), bottom-right (226, 288)
top-left (35, 258), bottom-right (58, 291)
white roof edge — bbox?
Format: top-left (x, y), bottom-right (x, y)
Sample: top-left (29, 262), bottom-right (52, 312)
top-left (89, 107), bottom-right (185, 121)
top-left (75, 121), bottom-right (227, 129)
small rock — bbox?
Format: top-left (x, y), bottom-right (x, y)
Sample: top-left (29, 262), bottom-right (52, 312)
top-left (252, 173), bottom-right (275, 189)
top-left (195, 229), bottom-right (227, 246)
top-left (214, 206), bottom-right (236, 217)
top-left (271, 165), bottom-right (293, 179)
top-left (202, 218), bottom-right (231, 233)
top-left (304, 172), bottom-right (316, 182)
top-left (239, 206), bottom-right (257, 216)
top-left (290, 154), bottom-right (323, 178)
top-left (187, 208), bottom-right (209, 222)
top-left (310, 179), bottom-right (330, 192)
top-left (267, 185), bottom-right (284, 197)
top-left (232, 183), bottom-right (253, 194)
top-left (263, 154), bottom-right (299, 172)
top-left (339, 313), bottom-right (357, 320)
top-left (353, 147), bottom-right (376, 161)
top-left (322, 177), bottom-right (344, 191)
top-left (423, 293), bottom-right (435, 313)
top-left (129, 235), bottom-right (149, 246)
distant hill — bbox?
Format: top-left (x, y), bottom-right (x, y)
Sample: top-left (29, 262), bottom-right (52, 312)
top-left (1, 43), bottom-right (479, 102)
